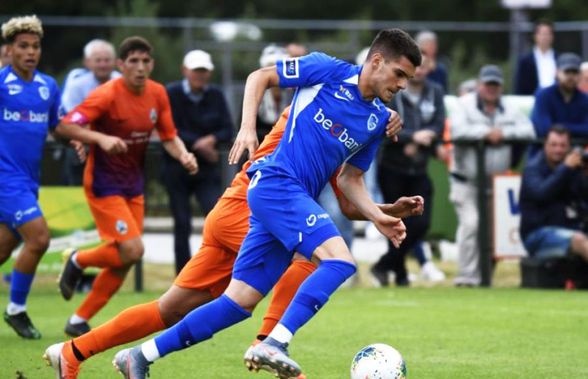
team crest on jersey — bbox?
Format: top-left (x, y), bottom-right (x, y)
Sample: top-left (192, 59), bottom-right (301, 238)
top-left (367, 113), bottom-right (378, 131)
top-left (115, 220), bottom-right (128, 235)
top-left (149, 108), bottom-right (158, 124)
top-left (38, 86), bottom-right (50, 100)
top-left (7, 84), bottom-right (22, 95)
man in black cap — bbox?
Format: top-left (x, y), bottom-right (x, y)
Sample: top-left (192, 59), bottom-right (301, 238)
top-left (531, 52), bottom-right (588, 155)
top-left (449, 64), bottom-right (535, 286)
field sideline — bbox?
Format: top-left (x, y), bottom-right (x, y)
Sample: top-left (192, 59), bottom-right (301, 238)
top-left (2, 277), bottom-right (588, 379)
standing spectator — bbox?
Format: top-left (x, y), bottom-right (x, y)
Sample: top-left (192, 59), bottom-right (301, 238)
top-left (60, 39), bottom-right (120, 185)
top-left (256, 45), bottom-right (290, 141)
top-left (0, 43), bottom-right (10, 67)
top-left (416, 30), bottom-right (448, 93)
top-left (530, 53), bottom-right (588, 156)
top-left (371, 53), bottom-right (446, 286)
top-left (163, 49), bottom-right (234, 274)
top-left (578, 62), bottom-right (588, 94)
top-left (450, 65), bottom-right (535, 286)
top-left (520, 126), bottom-right (588, 264)
top-left (0, 15), bottom-right (62, 339)
top-left (514, 19), bottom-right (557, 95)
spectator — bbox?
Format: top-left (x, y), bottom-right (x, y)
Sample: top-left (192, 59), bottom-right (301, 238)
top-left (450, 65), bottom-right (535, 286)
top-left (371, 53), bottom-right (446, 286)
top-left (416, 30), bottom-right (448, 93)
top-left (0, 43), bottom-right (10, 67)
top-left (519, 126), bottom-right (588, 265)
top-left (60, 39), bottom-right (120, 185)
top-left (256, 44), bottom-right (290, 141)
top-left (164, 49), bottom-right (234, 274)
top-left (530, 52), bottom-right (588, 155)
top-left (577, 61), bottom-right (588, 94)
top-left (514, 19), bottom-right (557, 95)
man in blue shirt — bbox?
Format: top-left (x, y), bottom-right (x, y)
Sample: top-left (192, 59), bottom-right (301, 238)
top-left (113, 29), bottom-right (420, 379)
top-left (520, 126), bottom-right (588, 262)
top-left (530, 52), bottom-right (588, 155)
top-left (0, 15), bottom-right (62, 339)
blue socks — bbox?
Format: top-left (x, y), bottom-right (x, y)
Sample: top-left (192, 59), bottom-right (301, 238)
top-left (280, 259), bottom-right (356, 335)
top-left (154, 295), bottom-right (251, 358)
top-left (9, 269), bottom-right (34, 306)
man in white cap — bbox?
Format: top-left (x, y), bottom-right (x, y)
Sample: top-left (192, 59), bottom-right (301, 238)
top-left (163, 50), bottom-right (234, 274)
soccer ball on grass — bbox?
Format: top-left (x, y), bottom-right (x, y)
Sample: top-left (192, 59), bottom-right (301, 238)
top-left (350, 343), bottom-right (407, 379)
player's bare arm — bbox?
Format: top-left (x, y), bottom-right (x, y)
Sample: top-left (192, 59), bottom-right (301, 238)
top-left (228, 66), bottom-right (280, 164)
top-left (55, 122), bottom-right (127, 155)
top-left (337, 163), bottom-right (407, 247)
top-left (162, 136), bottom-right (199, 174)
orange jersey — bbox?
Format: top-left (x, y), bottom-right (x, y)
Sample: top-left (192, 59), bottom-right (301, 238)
top-left (222, 107), bottom-right (291, 200)
top-left (63, 78), bottom-right (177, 197)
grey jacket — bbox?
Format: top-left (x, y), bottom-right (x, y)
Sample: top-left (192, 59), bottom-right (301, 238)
top-left (450, 92), bottom-right (535, 181)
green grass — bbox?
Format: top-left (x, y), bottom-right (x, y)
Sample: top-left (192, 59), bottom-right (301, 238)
top-left (2, 276), bottom-right (588, 378)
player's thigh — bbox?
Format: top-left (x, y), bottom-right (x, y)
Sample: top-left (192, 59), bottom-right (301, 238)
top-left (87, 194), bottom-right (142, 242)
top-left (311, 235), bottom-right (354, 264)
top-left (17, 216), bottom-right (50, 251)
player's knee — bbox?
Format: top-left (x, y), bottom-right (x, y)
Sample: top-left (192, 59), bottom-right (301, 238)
top-left (25, 228), bottom-right (50, 255)
top-left (119, 240), bottom-right (144, 263)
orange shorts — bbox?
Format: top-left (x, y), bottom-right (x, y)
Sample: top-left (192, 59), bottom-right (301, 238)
top-left (86, 192), bottom-right (144, 242)
top-left (174, 196), bottom-right (250, 297)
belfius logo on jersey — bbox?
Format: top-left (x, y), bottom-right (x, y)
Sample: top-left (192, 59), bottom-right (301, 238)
top-left (313, 108), bottom-right (363, 152)
top-left (3, 108), bottom-right (48, 123)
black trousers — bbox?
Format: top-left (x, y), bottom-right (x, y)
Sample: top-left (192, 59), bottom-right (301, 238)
top-left (162, 161), bottom-right (221, 274)
top-left (374, 167), bottom-right (432, 283)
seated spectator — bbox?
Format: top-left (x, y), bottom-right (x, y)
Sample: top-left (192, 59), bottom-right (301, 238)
top-left (519, 126), bottom-right (588, 264)
top-left (530, 52), bottom-right (588, 155)
top-left (450, 65), bottom-right (535, 286)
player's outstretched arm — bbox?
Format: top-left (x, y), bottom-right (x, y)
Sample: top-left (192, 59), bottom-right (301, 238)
top-left (55, 122), bottom-right (127, 155)
top-left (337, 163), bottom-right (406, 247)
top-left (228, 66), bottom-right (280, 165)
top-left (162, 136), bottom-right (199, 174)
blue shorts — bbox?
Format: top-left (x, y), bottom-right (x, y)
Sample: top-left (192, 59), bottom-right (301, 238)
top-left (232, 168), bottom-right (340, 295)
top-left (0, 187), bottom-right (43, 238)
top-left (523, 226), bottom-right (575, 259)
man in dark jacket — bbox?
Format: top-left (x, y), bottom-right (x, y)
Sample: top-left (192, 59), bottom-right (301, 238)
top-left (371, 53), bottom-right (445, 286)
top-left (164, 50), bottom-right (234, 273)
top-left (520, 126), bottom-right (588, 262)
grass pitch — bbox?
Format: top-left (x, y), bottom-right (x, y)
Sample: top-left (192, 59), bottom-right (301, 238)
top-left (1, 270), bottom-right (588, 378)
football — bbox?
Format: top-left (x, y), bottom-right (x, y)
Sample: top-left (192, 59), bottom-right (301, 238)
top-left (350, 343), bottom-right (407, 379)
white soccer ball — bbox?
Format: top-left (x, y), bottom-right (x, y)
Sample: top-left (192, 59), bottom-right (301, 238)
top-left (350, 343), bottom-right (407, 379)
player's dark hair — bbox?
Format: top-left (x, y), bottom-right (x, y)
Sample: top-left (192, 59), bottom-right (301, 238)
top-left (367, 29), bottom-right (421, 68)
top-left (118, 36), bottom-right (153, 60)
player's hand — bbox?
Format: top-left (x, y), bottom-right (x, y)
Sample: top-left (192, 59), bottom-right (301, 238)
top-left (373, 215), bottom-right (406, 248)
top-left (69, 140), bottom-right (87, 163)
top-left (385, 108), bottom-right (403, 141)
top-left (380, 196), bottom-right (424, 218)
top-left (98, 135), bottom-right (127, 154)
top-left (180, 152), bottom-right (199, 175)
top-left (228, 128), bottom-right (259, 165)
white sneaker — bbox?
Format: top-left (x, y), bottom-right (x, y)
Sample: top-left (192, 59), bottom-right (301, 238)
top-left (420, 261), bottom-right (446, 282)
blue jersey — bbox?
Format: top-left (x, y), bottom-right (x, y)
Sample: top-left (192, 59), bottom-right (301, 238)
top-left (249, 52), bottom-right (388, 199)
top-left (0, 66), bottom-right (61, 192)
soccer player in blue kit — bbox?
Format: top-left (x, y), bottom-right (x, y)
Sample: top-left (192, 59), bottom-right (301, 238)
top-left (0, 15), bottom-right (62, 339)
top-left (113, 29), bottom-right (420, 379)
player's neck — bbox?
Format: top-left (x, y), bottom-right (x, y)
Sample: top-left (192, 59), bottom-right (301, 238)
top-left (123, 80), bottom-right (145, 95)
top-left (11, 65), bottom-right (34, 82)
top-left (358, 73), bottom-right (376, 101)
